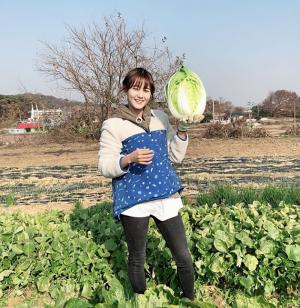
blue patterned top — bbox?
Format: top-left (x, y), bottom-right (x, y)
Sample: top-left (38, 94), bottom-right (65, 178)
top-left (112, 129), bottom-right (183, 219)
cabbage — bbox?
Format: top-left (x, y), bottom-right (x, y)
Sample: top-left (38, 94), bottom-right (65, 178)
top-left (165, 66), bottom-right (206, 123)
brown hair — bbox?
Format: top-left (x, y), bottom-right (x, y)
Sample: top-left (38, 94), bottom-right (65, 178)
top-left (122, 67), bottom-right (155, 96)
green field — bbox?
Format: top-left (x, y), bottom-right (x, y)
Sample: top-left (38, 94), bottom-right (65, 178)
top-left (0, 186), bottom-right (300, 307)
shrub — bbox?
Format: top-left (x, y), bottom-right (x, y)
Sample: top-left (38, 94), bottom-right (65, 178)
top-left (285, 125), bottom-right (300, 136)
top-left (203, 123), bottom-right (231, 138)
top-left (242, 127), bottom-right (269, 138)
top-left (203, 123), bottom-right (268, 139)
top-left (46, 106), bottom-right (103, 142)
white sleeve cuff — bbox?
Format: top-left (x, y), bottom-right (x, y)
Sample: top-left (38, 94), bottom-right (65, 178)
top-left (118, 155), bottom-right (130, 173)
top-left (176, 132), bottom-right (189, 142)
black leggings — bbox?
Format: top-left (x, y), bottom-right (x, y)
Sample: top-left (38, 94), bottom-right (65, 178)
top-left (120, 213), bottom-right (195, 300)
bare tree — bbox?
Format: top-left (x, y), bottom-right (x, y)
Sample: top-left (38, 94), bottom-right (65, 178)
top-left (38, 14), bottom-right (184, 123)
top-left (205, 97), bottom-right (234, 116)
top-left (262, 90), bottom-right (299, 117)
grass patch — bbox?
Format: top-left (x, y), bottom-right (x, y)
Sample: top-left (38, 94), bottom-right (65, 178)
top-left (196, 184), bottom-right (300, 207)
top-left (0, 194), bottom-right (17, 206)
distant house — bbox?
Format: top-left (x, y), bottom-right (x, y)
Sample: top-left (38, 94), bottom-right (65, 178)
top-left (210, 112), bottom-right (228, 123)
top-left (209, 111), bottom-right (246, 124)
top-left (16, 104), bottom-right (63, 132)
top-left (230, 112), bottom-right (244, 123)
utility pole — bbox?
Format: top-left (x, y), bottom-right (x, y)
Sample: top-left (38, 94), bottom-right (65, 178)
top-left (212, 100), bottom-right (215, 123)
top-left (247, 102), bottom-right (251, 121)
top-left (294, 99), bottom-right (296, 130)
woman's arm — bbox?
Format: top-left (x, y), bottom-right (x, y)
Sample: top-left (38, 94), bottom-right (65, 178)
top-left (164, 114), bottom-right (189, 163)
top-left (98, 120), bottom-right (129, 178)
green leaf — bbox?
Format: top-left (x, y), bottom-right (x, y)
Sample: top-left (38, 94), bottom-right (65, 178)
top-left (258, 238), bottom-right (275, 256)
top-left (210, 256), bottom-right (225, 273)
top-left (23, 242), bottom-right (35, 256)
top-left (239, 275), bottom-right (254, 292)
top-left (97, 245), bottom-right (110, 257)
top-left (285, 244), bottom-right (300, 262)
top-left (264, 280), bottom-right (275, 295)
top-left (214, 230), bottom-right (235, 248)
top-left (195, 260), bottom-right (202, 270)
top-left (81, 282), bottom-right (93, 298)
top-left (14, 226), bottom-right (24, 234)
top-left (234, 291), bottom-right (276, 308)
top-left (213, 239), bottom-right (227, 253)
top-left (15, 289), bottom-right (23, 296)
top-left (290, 226), bottom-right (300, 237)
top-left (37, 276), bottom-right (50, 292)
top-left (15, 259), bottom-right (32, 273)
top-left (236, 231), bottom-right (253, 247)
top-left (49, 286), bottom-right (61, 299)
top-left (0, 270), bottom-right (13, 282)
top-left (264, 221), bottom-right (280, 240)
top-left (11, 244), bottom-right (24, 255)
top-left (104, 239), bottom-right (117, 252)
top-left (243, 254), bottom-right (258, 271)
top-left (64, 298), bottom-right (93, 308)
top-left (34, 236), bottom-right (48, 243)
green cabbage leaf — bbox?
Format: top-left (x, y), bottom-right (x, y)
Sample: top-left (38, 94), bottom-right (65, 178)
top-left (165, 66), bottom-right (206, 123)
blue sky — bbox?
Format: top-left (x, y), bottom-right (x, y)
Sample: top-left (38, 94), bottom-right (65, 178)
top-left (1, 0), bottom-right (300, 106)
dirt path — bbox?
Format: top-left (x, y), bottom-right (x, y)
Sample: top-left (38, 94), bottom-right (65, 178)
top-left (0, 137), bottom-right (299, 168)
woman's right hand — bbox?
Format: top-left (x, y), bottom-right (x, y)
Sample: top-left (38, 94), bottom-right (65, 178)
top-left (120, 148), bottom-right (154, 169)
top-left (127, 148), bottom-right (154, 165)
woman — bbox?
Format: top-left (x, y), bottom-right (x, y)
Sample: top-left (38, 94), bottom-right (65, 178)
top-left (98, 67), bottom-right (200, 300)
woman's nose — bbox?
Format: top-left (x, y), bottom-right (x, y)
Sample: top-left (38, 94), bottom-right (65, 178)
top-left (137, 90), bottom-right (144, 97)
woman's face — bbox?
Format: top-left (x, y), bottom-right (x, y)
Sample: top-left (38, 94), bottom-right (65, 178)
top-left (127, 79), bottom-right (151, 112)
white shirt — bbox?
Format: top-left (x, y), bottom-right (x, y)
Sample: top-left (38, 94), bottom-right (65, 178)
top-left (121, 193), bottom-right (183, 221)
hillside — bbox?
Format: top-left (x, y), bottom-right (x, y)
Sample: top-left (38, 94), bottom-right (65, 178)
top-left (0, 93), bottom-right (83, 128)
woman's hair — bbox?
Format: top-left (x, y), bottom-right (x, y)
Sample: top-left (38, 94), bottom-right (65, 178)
top-left (122, 68), bottom-right (155, 96)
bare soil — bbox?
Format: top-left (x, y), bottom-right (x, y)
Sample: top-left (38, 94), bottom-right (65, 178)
top-left (0, 137), bottom-right (299, 215)
top-left (0, 137), bottom-right (299, 169)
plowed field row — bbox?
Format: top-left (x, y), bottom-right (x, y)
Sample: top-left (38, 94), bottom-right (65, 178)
top-left (1, 156), bottom-right (299, 209)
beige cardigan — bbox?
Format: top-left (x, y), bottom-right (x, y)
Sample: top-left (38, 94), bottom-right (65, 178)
top-left (98, 109), bottom-right (188, 179)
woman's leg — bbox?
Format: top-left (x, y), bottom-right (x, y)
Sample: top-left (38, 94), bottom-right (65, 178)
top-left (152, 213), bottom-right (195, 300)
top-left (120, 215), bottom-right (150, 294)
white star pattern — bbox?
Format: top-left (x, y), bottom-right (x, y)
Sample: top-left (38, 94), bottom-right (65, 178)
top-left (112, 130), bottom-right (183, 218)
